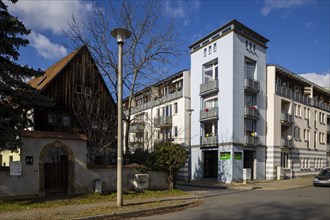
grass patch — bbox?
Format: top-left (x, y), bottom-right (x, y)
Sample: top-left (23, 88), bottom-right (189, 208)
top-left (0, 189), bottom-right (187, 212)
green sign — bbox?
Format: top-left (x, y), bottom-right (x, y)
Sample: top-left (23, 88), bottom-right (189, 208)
top-left (220, 152), bottom-right (231, 160)
top-left (234, 152), bottom-right (242, 160)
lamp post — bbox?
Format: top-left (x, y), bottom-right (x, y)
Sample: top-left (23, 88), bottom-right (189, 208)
top-left (111, 28), bottom-right (131, 207)
top-left (187, 109), bottom-right (194, 182)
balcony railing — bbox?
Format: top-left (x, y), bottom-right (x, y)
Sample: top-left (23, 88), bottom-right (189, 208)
top-left (311, 99), bottom-right (330, 112)
top-left (201, 135), bottom-right (218, 146)
top-left (244, 78), bottom-right (260, 93)
top-left (130, 123), bottom-right (144, 133)
top-left (154, 115), bottom-right (172, 127)
top-left (281, 113), bottom-right (293, 125)
top-left (200, 107), bottom-right (219, 121)
top-left (244, 106), bottom-right (259, 120)
top-left (130, 102), bottom-right (152, 114)
top-left (157, 89), bottom-right (183, 104)
top-left (281, 138), bottom-right (293, 148)
top-left (275, 85), bottom-right (330, 111)
top-left (200, 79), bottom-right (219, 96)
top-left (244, 135), bottom-right (259, 146)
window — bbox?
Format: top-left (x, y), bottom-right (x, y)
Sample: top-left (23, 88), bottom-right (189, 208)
top-left (295, 104), bottom-right (301, 117)
top-left (174, 126), bottom-right (178, 137)
top-left (85, 86), bottom-right (92, 96)
top-left (209, 45), bottom-right (212, 55)
top-left (204, 98), bottom-right (218, 109)
top-left (102, 123), bottom-right (108, 131)
top-left (48, 113), bottom-right (57, 125)
top-left (213, 43), bottom-right (217, 52)
top-left (62, 115), bottom-right (71, 127)
top-left (319, 112), bottom-right (322, 123)
top-left (301, 158), bottom-right (304, 168)
top-left (162, 105), bottom-right (172, 116)
top-left (204, 48), bottom-right (207, 57)
top-left (281, 152), bottom-right (289, 168)
top-left (319, 132), bottom-right (322, 144)
top-left (304, 107), bottom-right (308, 119)
top-left (245, 119), bottom-right (256, 135)
top-left (253, 44), bottom-right (256, 52)
top-left (75, 84), bottom-right (82, 94)
top-left (203, 61), bottom-right (218, 83)
top-left (246, 40), bottom-right (248, 49)
top-left (173, 103), bottom-right (178, 114)
top-left (294, 127), bottom-right (300, 139)
top-left (92, 121), bottom-right (98, 130)
top-left (9, 156), bottom-right (13, 162)
top-left (245, 58), bottom-right (256, 79)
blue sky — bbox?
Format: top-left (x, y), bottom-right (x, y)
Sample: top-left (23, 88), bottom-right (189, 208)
top-left (8, 0), bottom-right (330, 87)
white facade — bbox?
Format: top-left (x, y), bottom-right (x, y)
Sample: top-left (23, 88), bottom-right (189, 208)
top-left (124, 70), bottom-right (191, 178)
top-left (266, 65), bottom-right (330, 180)
top-left (190, 20), bottom-right (268, 183)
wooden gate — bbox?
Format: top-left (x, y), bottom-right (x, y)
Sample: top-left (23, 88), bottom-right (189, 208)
top-left (45, 150), bottom-right (68, 193)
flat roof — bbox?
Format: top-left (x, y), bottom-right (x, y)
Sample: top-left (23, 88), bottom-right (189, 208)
top-left (189, 19), bottom-right (269, 49)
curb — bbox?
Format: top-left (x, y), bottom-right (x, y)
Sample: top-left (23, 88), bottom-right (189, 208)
top-left (74, 198), bottom-right (199, 220)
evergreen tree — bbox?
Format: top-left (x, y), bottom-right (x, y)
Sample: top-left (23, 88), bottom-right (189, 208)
top-left (0, 0), bottom-right (52, 150)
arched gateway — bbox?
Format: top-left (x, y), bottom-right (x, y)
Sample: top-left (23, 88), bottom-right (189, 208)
top-left (39, 141), bottom-right (74, 195)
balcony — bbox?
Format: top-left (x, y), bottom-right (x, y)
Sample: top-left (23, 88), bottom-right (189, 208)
top-left (156, 89), bottom-right (183, 104)
top-left (275, 84), bottom-right (312, 106)
top-left (201, 135), bottom-right (218, 147)
top-left (200, 79), bottom-right (219, 96)
top-left (311, 99), bottom-right (330, 112)
top-left (281, 113), bottom-right (293, 126)
top-left (200, 107), bottom-right (219, 122)
top-left (154, 115), bottom-right (172, 128)
top-left (281, 138), bottom-right (293, 148)
top-left (130, 123), bottom-right (144, 133)
top-left (244, 78), bottom-right (260, 94)
top-left (130, 102), bottom-right (152, 114)
top-left (244, 106), bottom-right (259, 120)
top-left (244, 135), bottom-right (259, 146)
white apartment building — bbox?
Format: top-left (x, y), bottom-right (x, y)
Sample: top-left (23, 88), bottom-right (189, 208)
top-left (123, 70), bottom-right (191, 178)
top-left (266, 64), bottom-right (330, 180)
top-left (123, 20), bottom-right (329, 183)
top-left (189, 20), bottom-right (269, 183)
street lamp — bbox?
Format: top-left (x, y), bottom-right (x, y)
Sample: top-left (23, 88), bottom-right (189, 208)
top-left (186, 109), bottom-right (194, 182)
top-left (111, 28), bottom-right (131, 207)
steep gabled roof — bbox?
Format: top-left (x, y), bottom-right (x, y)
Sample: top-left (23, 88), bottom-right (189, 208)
top-left (28, 46), bottom-right (82, 91)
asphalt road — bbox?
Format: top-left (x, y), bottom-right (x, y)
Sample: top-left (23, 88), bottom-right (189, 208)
top-left (132, 186), bottom-right (330, 220)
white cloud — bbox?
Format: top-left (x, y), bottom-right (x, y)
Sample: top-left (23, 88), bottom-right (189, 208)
top-left (8, 0), bottom-right (93, 35)
top-left (299, 72), bottom-right (330, 88)
top-left (29, 32), bottom-right (67, 60)
top-left (261, 0), bottom-right (309, 16)
top-left (165, 1), bottom-right (200, 26)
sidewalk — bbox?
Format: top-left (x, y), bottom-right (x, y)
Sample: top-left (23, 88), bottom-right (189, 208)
top-left (177, 175), bottom-right (314, 190)
top-left (0, 176), bottom-right (314, 220)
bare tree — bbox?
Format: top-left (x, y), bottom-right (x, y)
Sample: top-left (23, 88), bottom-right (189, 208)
top-left (64, 0), bottom-right (181, 153)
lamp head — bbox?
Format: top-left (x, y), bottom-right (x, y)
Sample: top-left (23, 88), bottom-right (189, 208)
top-left (111, 28), bottom-right (131, 44)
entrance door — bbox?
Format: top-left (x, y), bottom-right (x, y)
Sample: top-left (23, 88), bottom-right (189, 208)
top-left (204, 150), bottom-right (218, 178)
top-left (44, 147), bottom-right (68, 193)
top-left (243, 150), bottom-right (255, 180)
